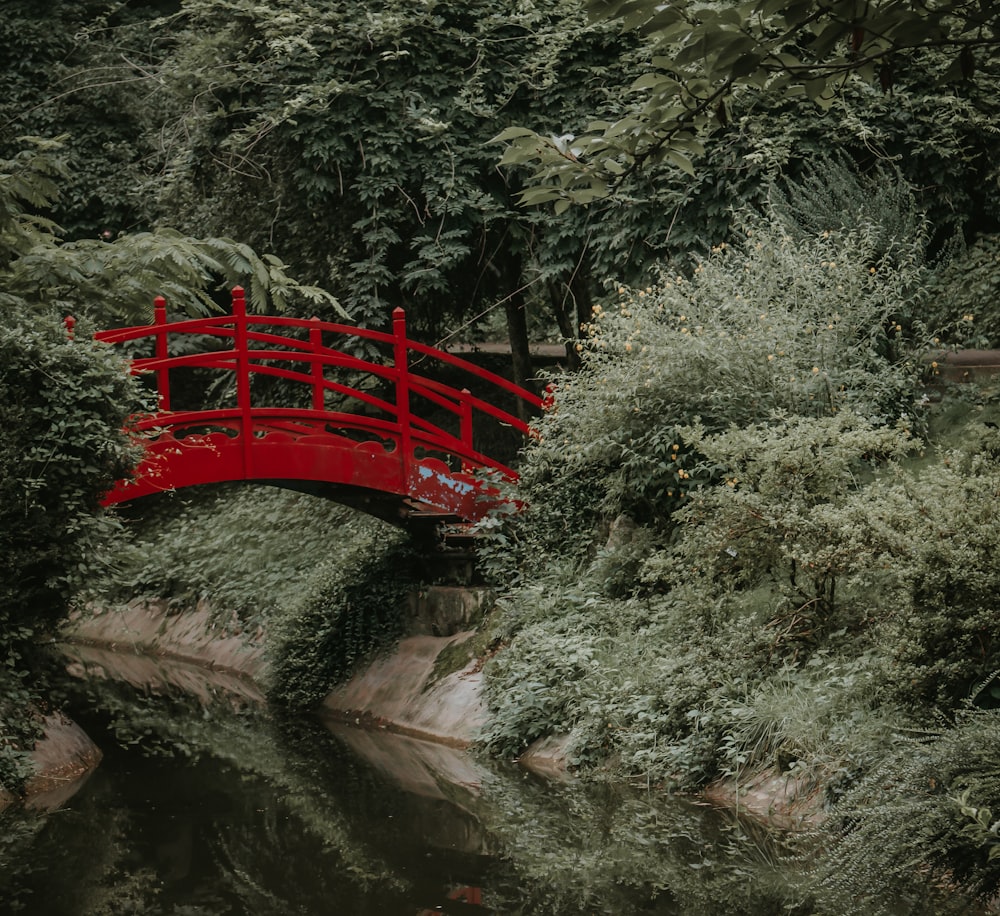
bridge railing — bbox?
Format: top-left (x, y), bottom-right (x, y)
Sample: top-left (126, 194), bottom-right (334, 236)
top-left (93, 287), bottom-right (543, 485)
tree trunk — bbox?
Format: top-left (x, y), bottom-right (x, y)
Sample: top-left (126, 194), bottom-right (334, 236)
top-left (548, 249), bottom-right (593, 370)
top-left (504, 283), bottom-right (536, 425)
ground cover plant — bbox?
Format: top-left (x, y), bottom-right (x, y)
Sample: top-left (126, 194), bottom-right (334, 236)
top-left (90, 484), bottom-right (414, 709)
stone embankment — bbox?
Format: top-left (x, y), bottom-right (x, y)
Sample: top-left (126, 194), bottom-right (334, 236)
top-left (15, 587), bottom-right (490, 812)
top-left (39, 584), bottom-right (825, 827)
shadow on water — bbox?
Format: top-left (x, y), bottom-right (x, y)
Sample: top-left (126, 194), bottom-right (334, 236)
top-left (0, 644), bottom-right (817, 915)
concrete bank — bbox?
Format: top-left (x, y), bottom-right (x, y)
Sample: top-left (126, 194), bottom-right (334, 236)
top-left (59, 587), bottom-right (494, 749)
top-left (64, 599), bottom-right (267, 681)
top-left (55, 589), bottom-right (826, 829)
top-left (0, 712), bottom-right (104, 815)
top-left (18, 588), bottom-right (485, 812)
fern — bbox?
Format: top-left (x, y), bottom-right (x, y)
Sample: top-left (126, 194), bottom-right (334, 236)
top-left (814, 710), bottom-right (1000, 914)
top-left (0, 139), bottom-right (345, 326)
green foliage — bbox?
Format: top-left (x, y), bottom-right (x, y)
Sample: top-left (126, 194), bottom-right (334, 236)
top-left (0, 0), bottom-right (694, 372)
top-left (923, 232), bottom-right (1000, 347)
top-left (498, 0), bottom-right (1000, 211)
top-left (105, 0), bottom-right (646, 330)
top-left (485, 396), bottom-right (1000, 794)
top-left (0, 138), bottom-right (341, 324)
top-left (483, 589), bottom-right (724, 779)
top-left (96, 484), bottom-right (392, 619)
top-left (0, 306), bottom-right (141, 795)
top-left (6, 0), bottom-right (997, 383)
top-left (717, 652), bottom-right (901, 796)
top-left (768, 153), bottom-right (928, 269)
top-left (479, 167), bottom-right (1000, 815)
top-left (0, 137), bottom-right (344, 637)
top-left (266, 535), bottom-right (415, 707)
top-left (814, 710), bottom-right (1000, 915)
top-left (96, 483), bottom-right (416, 708)
top-left (645, 415), bottom-right (916, 642)
top-left (0, 670), bottom-right (42, 793)
top-left (506, 186), bottom-right (931, 575)
top-left (0, 0), bottom-right (171, 239)
top-left (0, 315), bottom-right (144, 635)
top-left (873, 432), bottom-right (1000, 711)
top-left (656, 403), bottom-right (1000, 720)
top-left (482, 413), bottom-right (916, 786)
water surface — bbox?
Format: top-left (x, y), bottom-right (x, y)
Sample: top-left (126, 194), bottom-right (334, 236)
top-left (0, 646), bottom-right (811, 915)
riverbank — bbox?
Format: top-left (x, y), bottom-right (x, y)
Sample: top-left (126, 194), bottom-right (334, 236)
top-left (5, 596), bottom-right (483, 812)
top-left (63, 591), bottom-right (489, 747)
top-left (0, 712), bottom-right (103, 815)
top-left (49, 593), bottom-right (828, 829)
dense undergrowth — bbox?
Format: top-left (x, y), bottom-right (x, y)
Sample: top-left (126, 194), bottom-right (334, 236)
top-left (89, 484), bottom-right (414, 709)
top-left (473, 167), bottom-right (1000, 912)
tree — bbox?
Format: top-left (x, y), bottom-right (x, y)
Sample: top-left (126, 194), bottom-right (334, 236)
top-left (0, 138), bottom-right (340, 324)
top-left (0, 0), bottom-right (180, 240)
top-left (6, 0), bottom-right (696, 389)
top-left (497, 0), bottom-right (1000, 215)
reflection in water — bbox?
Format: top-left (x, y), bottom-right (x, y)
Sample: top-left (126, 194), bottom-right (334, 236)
top-left (0, 647), bottom-right (811, 915)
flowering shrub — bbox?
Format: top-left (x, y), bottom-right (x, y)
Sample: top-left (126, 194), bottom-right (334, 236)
top-left (641, 413), bottom-right (918, 640)
top-left (923, 232), bottom-right (1000, 348)
top-left (509, 207), bottom-right (932, 578)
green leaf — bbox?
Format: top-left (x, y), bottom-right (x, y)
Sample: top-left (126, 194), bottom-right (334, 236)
top-left (491, 126), bottom-right (541, 144)
top-left (666, 150), bottom-right (696, 176)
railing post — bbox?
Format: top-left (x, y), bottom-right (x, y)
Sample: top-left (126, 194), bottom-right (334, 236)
top-left (460, 388), bottom-right (473, 471)
top-left (232, 286), bottom-right (252, 476)
top-left (154, 296), bottom-right (171, 411)
top-left (309, 318), bottom-right (325, 411)
top-left (393, 307), bottom-right (412, 487)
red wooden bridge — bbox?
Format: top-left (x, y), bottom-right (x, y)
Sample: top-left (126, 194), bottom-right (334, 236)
top-left (94, 287), bottom-right (542, 525)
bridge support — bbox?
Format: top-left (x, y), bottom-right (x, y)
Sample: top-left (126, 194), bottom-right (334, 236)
top-left (407, 585), bottom-right (495, 638)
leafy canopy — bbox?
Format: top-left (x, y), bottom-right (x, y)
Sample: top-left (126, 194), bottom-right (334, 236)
top-left (496, 0), bottom-right (1000, 208)
top-left (0, 137), bottom-right (343, 325)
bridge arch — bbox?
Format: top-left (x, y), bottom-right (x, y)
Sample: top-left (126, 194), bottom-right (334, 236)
top-left (93, 287), bottom-right (542, 525)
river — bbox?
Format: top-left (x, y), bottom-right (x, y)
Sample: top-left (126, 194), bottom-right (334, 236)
top-left (0, 645), bottom-right (814, 915)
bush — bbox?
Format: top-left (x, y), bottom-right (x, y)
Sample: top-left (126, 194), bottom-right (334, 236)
top-left (641, 414), bottom-right (918, 648)
top-left (96, 483), bottom-right (417, 708)
top-left (922, 232), bottom-right (1000, 348)
top-left (508, 196), bottom-right (932, 580)
top-left (481, 169), bottom-right (946, 788)
top-left (0, 315), bottom-right (144, 640)
top-left (873, 428), bottom-right (1000, 711)
top-left (99, 485), bottom-right (384, 624)
top-left (814, 710), bottom-right (1000, 915)
top-left (0, 313), bottom-right (143, 792)
top-left (483, 412), bottom-right (921, 785)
